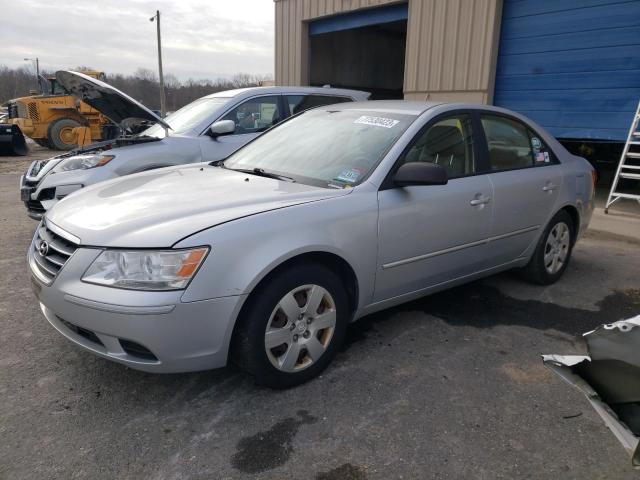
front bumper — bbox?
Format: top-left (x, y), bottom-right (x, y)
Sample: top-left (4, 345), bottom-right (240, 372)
top-left (29, 240), bottom-right (247, 373)
top-left (21, 177), bottom-right (83, 220)
top-left (20, 175), bottom-right (46, 219)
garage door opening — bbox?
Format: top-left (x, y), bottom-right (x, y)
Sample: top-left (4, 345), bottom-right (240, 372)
top-left (308, 5), bottom-right (407, 100)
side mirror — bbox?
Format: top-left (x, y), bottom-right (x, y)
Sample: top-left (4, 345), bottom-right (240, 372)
top-left (209, 120), bottom-right (235, 139)
top-left (393, 162), bottom-right (448, 187)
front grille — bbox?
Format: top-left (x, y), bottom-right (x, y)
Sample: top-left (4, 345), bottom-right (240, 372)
top-left (26, 199), bottom-right (45, 213)
top-left (27, 102), bottom-right (40, 121)
top-left (28, 159), bottom-right (49, 178)
top-left (31, 223), bottom-right (78, 283)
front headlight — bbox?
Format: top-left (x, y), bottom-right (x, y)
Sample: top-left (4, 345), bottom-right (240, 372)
top-left (82, 247), bottom-right (209, 290)
top-left (56, 154), bottom-right (115, 172)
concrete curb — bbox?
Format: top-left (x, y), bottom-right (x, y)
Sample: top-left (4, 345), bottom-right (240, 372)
top-left (586, 208), bottom-right (640, 244)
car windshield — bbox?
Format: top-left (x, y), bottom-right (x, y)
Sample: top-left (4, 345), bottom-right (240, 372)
top-left (223, 109), bottom-right (416, 188)
top-left (144, 97), bottom-right (231, 136)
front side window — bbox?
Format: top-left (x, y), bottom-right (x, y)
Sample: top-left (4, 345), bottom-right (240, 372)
top-left (287, 95), bottom-right (351, 115)
top-left (401, 114), bottom-right (475, 178)
top-left (221, 96), bottom-right (281, 134)
top-left (481, 115), bottom-right (557, 171)
top-left (223, 109), bottom-right (416, 188)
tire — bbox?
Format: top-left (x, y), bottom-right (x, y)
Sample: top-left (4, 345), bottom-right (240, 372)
top-left (231, 263), bottom-right (349, 388)
top-left (47, 118), bottom-right (81, 150)
top-left (520, 210), bottom-right (575, 285)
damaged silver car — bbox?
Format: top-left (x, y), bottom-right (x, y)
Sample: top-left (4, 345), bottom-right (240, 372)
top-left (544, 315), bottom-right (640, 467)
top-left (20, 70), bottom-right (369, 219)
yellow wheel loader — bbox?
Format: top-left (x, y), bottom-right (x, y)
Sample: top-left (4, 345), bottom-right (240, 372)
top-left (3, 71), bottom-right (118, 152)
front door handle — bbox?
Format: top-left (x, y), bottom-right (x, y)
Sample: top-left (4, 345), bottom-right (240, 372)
top-left (470, 195), bottom-right (491, 206)
top-left (542, 183), bottom-right (558, 192)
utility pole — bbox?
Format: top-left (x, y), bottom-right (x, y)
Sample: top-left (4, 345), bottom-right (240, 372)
top-left (150, 10), bottom-right (166, 117)
top-left (24, 57), bottom-right (41, 93)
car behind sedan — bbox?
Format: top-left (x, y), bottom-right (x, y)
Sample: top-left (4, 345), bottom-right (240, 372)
top-left (20, 70), bottom-right (369, 219)
top-left (29, 101), bottom-right (595, 388)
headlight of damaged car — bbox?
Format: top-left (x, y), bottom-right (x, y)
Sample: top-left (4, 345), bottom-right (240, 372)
top-left (82, 248), bottom-right (208, 290)
top-left (55, 154), bottom-right (115, 172)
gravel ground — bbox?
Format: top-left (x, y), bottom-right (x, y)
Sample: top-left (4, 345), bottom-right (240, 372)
top-left (1, 147), bottom-right (639, 479)
top-left (0, 142), bottom-right (56, 175)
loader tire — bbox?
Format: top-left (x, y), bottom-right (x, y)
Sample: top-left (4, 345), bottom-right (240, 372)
top-left (48, 118), bottom-right (81, 151)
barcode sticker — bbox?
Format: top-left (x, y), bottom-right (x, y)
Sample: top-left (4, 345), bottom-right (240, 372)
top-left (354, 116), bottom-right (400, 128)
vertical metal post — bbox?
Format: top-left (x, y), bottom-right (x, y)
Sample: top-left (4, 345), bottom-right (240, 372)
top-left (155, 10), bottom-right (166, 118)
top-left (35, 57), bottom-right (40, 92)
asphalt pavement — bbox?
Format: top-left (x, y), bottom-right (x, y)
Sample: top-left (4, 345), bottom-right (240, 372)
top-left (1, 146), bottom-right (640, 479)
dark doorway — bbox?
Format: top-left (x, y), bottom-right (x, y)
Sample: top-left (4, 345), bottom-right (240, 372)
top-left (309, 19), bottom-right (407, 100)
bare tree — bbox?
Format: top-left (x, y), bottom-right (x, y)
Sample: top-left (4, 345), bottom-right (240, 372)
top-left (1, 64), bottom-right (271, 109)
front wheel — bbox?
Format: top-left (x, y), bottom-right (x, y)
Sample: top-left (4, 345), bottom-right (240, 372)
top-left (520, 210), bottom-right (575, 285)
top-left (231, 263), bottom-right (349, 388)
top-left (47, 118), bottom-right (81, 150)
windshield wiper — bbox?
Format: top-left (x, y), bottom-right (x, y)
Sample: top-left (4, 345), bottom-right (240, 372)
top-left (227, 167), bottom-right (295, 183)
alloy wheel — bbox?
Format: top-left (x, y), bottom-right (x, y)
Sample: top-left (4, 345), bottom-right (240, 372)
top-left (544, 222), bottom-right (570, 274)
top-left (264, 284), bottom-right (336, 372)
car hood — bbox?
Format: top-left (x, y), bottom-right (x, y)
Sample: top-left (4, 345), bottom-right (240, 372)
top-left (56, 70), bottom-right (169, 129)
top-left (46, 165), bottom-right (351, 247)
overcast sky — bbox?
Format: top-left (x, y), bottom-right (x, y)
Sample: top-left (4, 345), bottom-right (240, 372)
top-left (2, 0), bottom-right (275, 81)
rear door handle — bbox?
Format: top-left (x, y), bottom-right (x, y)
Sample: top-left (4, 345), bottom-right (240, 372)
top-left (470, 195), bottom-right (491, 206)
top-left (542, 183), bottom-right (558, 192)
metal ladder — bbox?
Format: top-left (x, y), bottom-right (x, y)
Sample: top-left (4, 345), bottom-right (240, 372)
top-left (605, 100), bottom-right (640, 214)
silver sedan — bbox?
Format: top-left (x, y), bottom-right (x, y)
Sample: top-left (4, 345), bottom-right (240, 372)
top-left (20, 71), bottom-right (368, 220)
top-left (28, 101), bottom-right (595, 388)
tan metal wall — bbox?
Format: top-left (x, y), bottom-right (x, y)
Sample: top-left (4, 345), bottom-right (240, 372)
top-left (404, 0), bottom-right (502, 103)
top-left (274, 0), bottom-right (503, 103)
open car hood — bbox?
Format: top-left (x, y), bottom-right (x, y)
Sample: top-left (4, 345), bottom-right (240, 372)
top-left (55, 70), bottom-right (170, 129)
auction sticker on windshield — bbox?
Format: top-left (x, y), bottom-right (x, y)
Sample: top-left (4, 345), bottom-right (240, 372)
top-left (354, 116), bottom-right (400, 128)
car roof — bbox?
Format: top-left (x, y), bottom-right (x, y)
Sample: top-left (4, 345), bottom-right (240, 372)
top-left (205, 86), bottom-right (370, 100)
top-left (323, 100), bottom-right (444, 116)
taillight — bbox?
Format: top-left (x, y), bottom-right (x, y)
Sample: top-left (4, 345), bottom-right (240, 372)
top-left (591, 169), bottom-right (598, 187)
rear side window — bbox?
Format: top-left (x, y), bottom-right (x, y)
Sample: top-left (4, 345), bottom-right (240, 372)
top-left (287, 94), bottom-right (351, 115)
top-left (481, 114), bottom-right (557, 171)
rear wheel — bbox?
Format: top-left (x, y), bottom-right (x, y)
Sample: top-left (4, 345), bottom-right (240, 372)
top-left (47, 118), bottom-right (81, 150)
top-left (520, 210), bottom-right (575, 285)
top-left (232, 263), bottom-right (349, 388)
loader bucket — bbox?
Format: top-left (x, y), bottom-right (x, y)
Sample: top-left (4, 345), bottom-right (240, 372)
top-left (0, 124), bottom-right (28, 156)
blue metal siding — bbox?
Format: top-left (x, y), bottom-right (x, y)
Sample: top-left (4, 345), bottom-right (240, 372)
top-left (309, 3), bottom-right (408, 36)
top-left (493, 0), bottom-right (640, 141)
